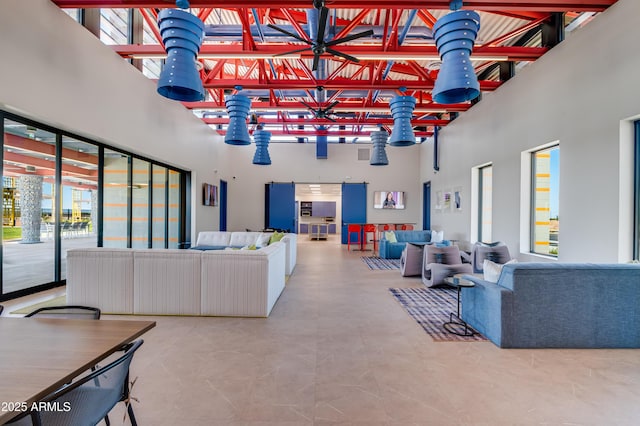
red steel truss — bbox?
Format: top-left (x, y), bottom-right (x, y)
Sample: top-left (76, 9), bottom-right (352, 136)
top-left (51, 1), bottom-right (618, 137)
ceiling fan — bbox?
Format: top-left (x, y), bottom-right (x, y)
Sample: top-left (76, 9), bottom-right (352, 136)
top-left (267, 0), bottom-right (374, 71)
top-left (300, 99), bottom-right (340, 122)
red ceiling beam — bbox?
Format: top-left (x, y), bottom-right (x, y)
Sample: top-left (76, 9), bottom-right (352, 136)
top-left (4, 152), bottom-right (97, 178)
top-left (189, 100), bottom-right (472, 112)
top-left (215, 129), bottom-right (434, 137)
top-left (332, 9), bottom-right (372, 41)
top-left (4, 134), bottom-right (98, 167)
top-left (196, 78), bottom-right (502, 91)
top-left (203, 117), bottom-right (449, 126)
top-left (112, 44), bottom-right (548, 61)
top-left (51, 1), bottom-right (617, 12)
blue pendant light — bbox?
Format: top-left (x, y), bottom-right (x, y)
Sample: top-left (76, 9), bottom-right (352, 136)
top-left (388, 95), bottom-right (416, 146)
top-left (252, 129), bottom-right (272, 165)
top-left (224, 94), bottom-right (252, 145)
top-left (156, 9), bottom-right (205, 102)
top-left (370, 129), bottom-right (389, 166)
top-left (432, 9), bottom-right (481, 104)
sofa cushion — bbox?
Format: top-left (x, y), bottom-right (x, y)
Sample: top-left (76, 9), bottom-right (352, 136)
top-left (483, 259), bottom-right (517, 282)
top-left (385, 231), bottom-right (397, 243)
top-left (256, 233), bottom-right (272, 248)
top-left (190, 245), bottom-right (227, 251)
top-left (269, 231), bottom-right (285, 244)
top-left (229, 232), bottom-right (262, 247)
top-left (430, 230), bottom-right (444, 243)
top-left (196, 232), bottom-right (231, 246)
top-left (395, 230), bottom-right (431, 243)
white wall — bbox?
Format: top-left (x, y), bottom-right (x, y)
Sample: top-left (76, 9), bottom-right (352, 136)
top-left (420, 0), bottom-right (638, 262)
top-left (218, 142), bottom-right (423, 232)
top-left (0, 0), bottom-right (223, 241)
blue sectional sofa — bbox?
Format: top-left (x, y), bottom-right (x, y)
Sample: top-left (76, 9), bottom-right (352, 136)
top-left (378, 230), bottom-right (432, 259)
top-left (461, 263), bottom-right (640, 348)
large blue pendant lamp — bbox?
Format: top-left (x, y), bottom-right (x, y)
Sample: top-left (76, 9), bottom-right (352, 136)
top-left (252, 129), bottom-right (272, 165)
top-left (157, 9), bottom-right (205, 102)
top-left (388, 95), bottom-right (416, 146)
top-left (224, 94), bottom-right (252, 145)
top-left (370, 129), bottom-right (389, 166)
top-left (432, 9), bottom-right (481, 104)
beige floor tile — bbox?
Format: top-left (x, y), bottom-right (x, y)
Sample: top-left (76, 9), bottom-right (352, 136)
top-left (5, 237), bottom-right (640, 425)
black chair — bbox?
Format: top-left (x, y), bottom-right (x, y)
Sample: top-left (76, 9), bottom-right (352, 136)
top-left (7, 340), bottom-right (144, 426)
top-left (0, 304), bottom-right (4, 315)
top-left (25, 305), bottom-right (101, 320)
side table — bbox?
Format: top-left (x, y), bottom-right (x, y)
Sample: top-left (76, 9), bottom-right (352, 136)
top-left (443, 275), bottom-right (476, 336)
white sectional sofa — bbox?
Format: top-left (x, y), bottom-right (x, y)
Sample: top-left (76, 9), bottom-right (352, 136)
top-left (66, 241), bottom-right (286, 317)
top-left (193, 231), bottom-right (297, 275)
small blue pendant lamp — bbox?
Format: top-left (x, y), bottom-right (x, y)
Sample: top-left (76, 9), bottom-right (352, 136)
top-left (370, 129), bottom-right (389, 166)
top-left (388, 94), bottom-right (416, 147)
top-left (224, 94), bottom-right (252, 145)
top-left (252, 128), bottom-right (272, 165)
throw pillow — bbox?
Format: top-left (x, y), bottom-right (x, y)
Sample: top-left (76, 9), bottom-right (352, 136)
top-left (385, 231), bottom-right (397, 243)
top-left (240, 244), bottom-right (257, 250)
top-left (269, 231), bottom-right (285, 244)
top-left (430, 230), bottom-right (444, 243)
top-left (483, 259), bottom-right (517, 283)
top-left (256, 233), bottom-right (272, 248)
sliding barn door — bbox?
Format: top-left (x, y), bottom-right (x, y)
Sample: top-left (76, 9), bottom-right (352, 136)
top-left (265, 182), bottom-right (296, 232)
top-left (341, 182), bottom-right (367, 244)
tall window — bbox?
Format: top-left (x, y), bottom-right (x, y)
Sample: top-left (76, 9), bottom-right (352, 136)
top-left (1, 110), bottom-right (190, 300)
top-left (131, 158), bottom-right (150, 248)
top-left (478, 165), bottom-right (493, 242)
top-left (103, 150), bottom-right (129, 248)
top-left (531, 145), bottom-right (560, 256)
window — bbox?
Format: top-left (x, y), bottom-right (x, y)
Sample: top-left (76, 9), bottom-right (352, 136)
top-left (1, 110), bottom-right (190, 300)
top-left (531, 145), bottom-right (560, 256)
top-left (478, 164), bottom-right (493, 243)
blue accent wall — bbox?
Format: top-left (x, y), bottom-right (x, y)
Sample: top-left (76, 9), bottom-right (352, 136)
top-left (423, 181), bottom-right (431, 231)
top-left (219, 180), bottom-right (228, 231)
top-left (266, 182), bottom-right (296, 232)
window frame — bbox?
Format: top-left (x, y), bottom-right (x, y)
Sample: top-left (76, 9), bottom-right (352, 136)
top-left (529, 144), bottom-right (559, 257)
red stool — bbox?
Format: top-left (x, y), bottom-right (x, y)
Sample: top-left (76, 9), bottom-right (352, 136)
top-left (363, 224), bottom-right (377, 251)
top-left (347, 224), bottom-right (362, 251)
top-left (401, 224), bottom-right (414, 231)
top-left (378, 224), bottom-right (391, 243)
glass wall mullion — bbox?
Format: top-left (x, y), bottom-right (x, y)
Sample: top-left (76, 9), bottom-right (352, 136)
top-left (164, 169), bottom-right (169, 249)
top-left (634, 121), bottom-right (640, 259)
top-left (97, 146), bottom-right (104, 247)
top-left (54, 133), bottom-right (62, 282)
top-left (127, 156), bottom-right (133, 248)
top-left (147, 162), bottom-right (152, 248)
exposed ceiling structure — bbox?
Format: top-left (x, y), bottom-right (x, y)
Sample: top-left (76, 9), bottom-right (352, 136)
top-left (52, 0), bottom-right (618, 143)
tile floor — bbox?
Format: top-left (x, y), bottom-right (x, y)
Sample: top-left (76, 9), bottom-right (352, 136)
top-left (3, 237), bottom-right (640, 425)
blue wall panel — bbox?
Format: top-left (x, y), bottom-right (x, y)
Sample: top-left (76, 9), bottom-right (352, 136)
top-left (341, 183), bottom-right (367, 244)
top-left (266, 182), bottom-right (296, 232)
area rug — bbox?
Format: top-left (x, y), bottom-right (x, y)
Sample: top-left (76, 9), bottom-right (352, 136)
top-left (10, 295), bottom-right (67, 315)
top-left (389, 287), bottom-right (486, 342)
top-left (362, 256), bottom-right (401, 270)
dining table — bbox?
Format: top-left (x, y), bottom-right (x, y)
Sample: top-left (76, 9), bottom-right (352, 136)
top-left (0, 317), bottom-right (156, 424)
